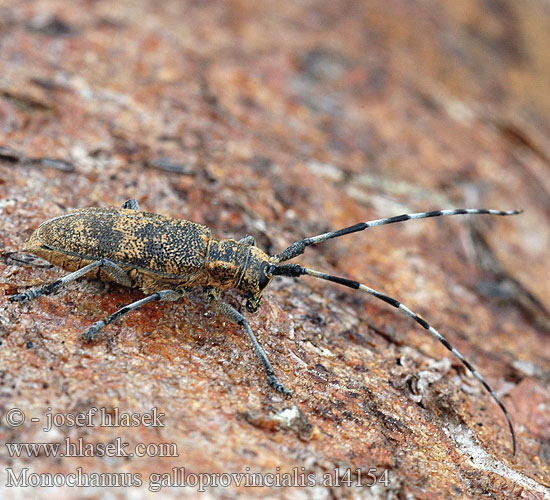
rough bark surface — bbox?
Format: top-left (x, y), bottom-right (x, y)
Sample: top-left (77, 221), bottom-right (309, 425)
top-left (0, 1), bottom-right (549, 499)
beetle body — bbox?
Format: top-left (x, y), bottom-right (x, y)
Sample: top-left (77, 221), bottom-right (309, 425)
top-left (24, 207), bottom-right (274, 308)
top-left (12, 199), bottom-right (521, 454)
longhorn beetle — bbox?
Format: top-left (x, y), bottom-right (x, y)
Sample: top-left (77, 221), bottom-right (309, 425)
top-left (10, 199), bottom-right (520, 454)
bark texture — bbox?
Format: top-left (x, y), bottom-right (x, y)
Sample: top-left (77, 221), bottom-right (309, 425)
top-left (1, 1), bottom-right (549, 499)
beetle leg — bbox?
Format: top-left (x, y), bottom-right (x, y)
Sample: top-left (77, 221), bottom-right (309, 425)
top-left (84, 289), bottom-right (183, 341)
top-left (9, 258), bottom-right (132, 303)
top-left (99, 260), bottom-right (133, 287)
top-left (121, 199), bottom-right (140, 210)
top-left (10, 259), bottom-right (102, 302)
top-left (238, 235), bottom-right (256, 246)
top-left (205, 290), bottom-right (291, 397)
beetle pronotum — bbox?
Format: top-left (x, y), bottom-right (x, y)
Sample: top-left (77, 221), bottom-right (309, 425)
top-left (10, 199), bottom-right (520, 454)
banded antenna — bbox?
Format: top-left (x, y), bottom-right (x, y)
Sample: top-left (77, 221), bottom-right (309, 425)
top-left (269, 208), bottom-right (521, 455)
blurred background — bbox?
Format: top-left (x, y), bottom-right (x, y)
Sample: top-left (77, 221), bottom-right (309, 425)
top-left (1, 1), bottom-right (549, 499)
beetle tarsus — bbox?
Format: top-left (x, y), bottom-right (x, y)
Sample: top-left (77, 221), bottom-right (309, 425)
top-left (9, 283), bottom-right (58, 302)
top-left (269, 377), bottom-right (292, 397)
top-left (84, 321), bottom-right (105, 341)
top-left (9, 291), bottom-right (32, 303)
top-left (238, 235), bottom-right (256, 246)
top-left (121, 199), bottom-right (140, 210)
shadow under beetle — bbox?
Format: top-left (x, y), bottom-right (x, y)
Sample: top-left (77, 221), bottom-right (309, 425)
top-left (10, 199), bottom-right (521, 454)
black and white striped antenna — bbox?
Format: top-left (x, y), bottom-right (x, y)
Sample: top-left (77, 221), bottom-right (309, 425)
top-left (270, 208), bottom-right (520, 455)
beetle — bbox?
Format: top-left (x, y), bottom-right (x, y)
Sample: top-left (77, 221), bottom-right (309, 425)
top-left (10, 199), bottom-right (520, 454)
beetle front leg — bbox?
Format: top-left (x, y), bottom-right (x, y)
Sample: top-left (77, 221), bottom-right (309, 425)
top-left (205, 290), bottom-right (291, 397)
top-left (84, 289), bottom-right (183, 341)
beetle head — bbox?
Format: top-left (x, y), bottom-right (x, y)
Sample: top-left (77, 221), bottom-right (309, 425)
top-left (239, 247), bottom-right (275, 313)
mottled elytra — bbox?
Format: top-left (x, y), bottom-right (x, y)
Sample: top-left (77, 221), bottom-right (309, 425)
top-left (10, 199), bottom-right (521, 454)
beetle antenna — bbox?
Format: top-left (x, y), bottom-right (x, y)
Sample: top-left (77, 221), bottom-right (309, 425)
top-left (272, 208), bottom-right (521, 262)
top-left (269, 262), bottom-right (517, 455)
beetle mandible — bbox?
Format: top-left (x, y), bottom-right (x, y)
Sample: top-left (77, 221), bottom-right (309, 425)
top-left (10, 199), bottom-right (521, 454)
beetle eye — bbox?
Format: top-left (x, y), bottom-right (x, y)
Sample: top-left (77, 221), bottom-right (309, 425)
top-left (258, 261), bottom-right (271, 290)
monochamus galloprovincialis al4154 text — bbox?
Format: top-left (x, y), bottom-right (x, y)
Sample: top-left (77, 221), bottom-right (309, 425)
top-left (9, 199), bottom-right (521, 454)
